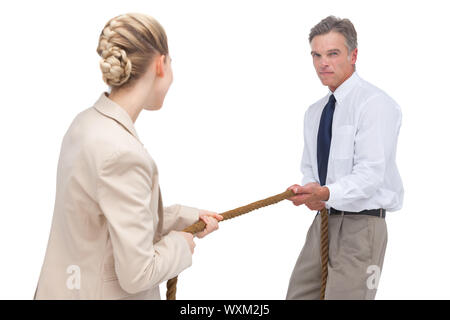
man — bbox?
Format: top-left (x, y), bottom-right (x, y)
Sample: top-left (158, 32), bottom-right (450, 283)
top-left (285, 16), bottom-right (403, 300)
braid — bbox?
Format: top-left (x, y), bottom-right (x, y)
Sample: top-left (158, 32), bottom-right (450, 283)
top-left (99, 46), bottom-right (132, 86)
top-left (97, 19), bottom-right (132, 86)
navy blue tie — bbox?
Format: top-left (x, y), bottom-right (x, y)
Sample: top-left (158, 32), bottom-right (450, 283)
top-left (317, 94), bottom-right (336, 186)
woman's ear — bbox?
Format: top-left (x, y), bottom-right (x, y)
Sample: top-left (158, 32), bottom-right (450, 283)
top-left (156, 55), bottom-right (166, 78)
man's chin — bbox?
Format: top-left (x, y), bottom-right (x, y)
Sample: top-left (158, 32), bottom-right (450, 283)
top-left (319, 77), bottom-right (337, 88)
top-left (319, 79), bottom-right (331, 86)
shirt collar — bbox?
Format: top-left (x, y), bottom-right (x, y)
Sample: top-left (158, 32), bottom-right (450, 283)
top-left (93, 92), bottom-right (142, 144)
top-left (328, 71), bottom-right (360, 105)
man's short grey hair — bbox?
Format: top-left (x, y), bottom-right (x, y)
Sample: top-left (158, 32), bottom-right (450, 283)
top-left (309, 16), bottom-right (358, 52)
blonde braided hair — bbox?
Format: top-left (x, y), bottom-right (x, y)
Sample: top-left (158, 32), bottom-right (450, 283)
top-left (97, 13), bottom-right (169, 87)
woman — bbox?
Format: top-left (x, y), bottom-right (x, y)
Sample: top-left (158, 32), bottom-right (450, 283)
top-left (34, 12), bottom-right (222, 299)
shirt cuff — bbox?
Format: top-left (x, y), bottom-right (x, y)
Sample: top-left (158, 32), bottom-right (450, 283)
top-left (324, 182), bottom-right (344, 208)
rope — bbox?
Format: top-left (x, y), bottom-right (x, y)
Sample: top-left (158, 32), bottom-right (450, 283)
top-left (165, 190), bottom-right (329, 300)
top-left (319, 207), bottom-right (329, 300)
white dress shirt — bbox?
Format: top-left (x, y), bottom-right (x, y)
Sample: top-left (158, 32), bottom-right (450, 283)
top-left (301, 72), bottom-right (404, 212)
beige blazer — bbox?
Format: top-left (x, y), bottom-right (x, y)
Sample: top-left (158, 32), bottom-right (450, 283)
top-left (34, 92), bottom-right (200, 299)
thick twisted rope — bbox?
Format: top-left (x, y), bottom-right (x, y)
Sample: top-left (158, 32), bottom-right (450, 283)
top-left (319, 208), bottom-right (329, 300)
top-left (166, 190), bottom-right (329, 300)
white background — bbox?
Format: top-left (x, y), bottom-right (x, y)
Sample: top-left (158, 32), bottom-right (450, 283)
top-left (1, 0), bottom-right (449, 300)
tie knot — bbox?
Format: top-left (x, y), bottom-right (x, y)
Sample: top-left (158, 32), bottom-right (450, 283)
top-left (328, 94), bottom-right (336, 104)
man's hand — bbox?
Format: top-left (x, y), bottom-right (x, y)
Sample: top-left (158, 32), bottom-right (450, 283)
top-left (286, 182), bottom-right (330, 210)
top-left (305, 200), bottom-right (326, 211)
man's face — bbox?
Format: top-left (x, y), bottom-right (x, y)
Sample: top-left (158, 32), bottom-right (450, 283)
top-left (310, 31), bottom-right (357, 92)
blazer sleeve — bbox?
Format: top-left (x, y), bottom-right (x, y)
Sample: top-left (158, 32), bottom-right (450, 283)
top-left (162, 204), bottom-right (200, 235)
top-left (97, 149), bottom-right (193, 294)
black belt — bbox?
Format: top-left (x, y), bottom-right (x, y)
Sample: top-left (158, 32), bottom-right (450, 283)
top-left (328, 207), bottom-right (386, 218)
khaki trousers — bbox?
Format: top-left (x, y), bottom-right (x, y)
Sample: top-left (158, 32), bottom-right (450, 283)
top-left (286, 212), bottom-right (388, 300)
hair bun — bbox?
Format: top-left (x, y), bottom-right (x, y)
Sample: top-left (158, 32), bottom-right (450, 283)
top-left (97, 13), bottom-right (169, 88)
top-left (99, 46), bottom-right (132, 86)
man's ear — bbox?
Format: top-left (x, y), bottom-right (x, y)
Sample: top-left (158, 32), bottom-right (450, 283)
top-left (351, 48), bottom-right (358, 65)
top-left (156, 55), bottom-right (166, 77)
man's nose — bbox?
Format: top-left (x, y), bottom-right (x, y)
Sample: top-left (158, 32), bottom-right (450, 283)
top-left (319, 57), bottom-right (329, 69)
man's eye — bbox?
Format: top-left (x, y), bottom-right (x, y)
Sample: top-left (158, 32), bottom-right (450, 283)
top-left (329, 52), bottom-right (338, 56)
